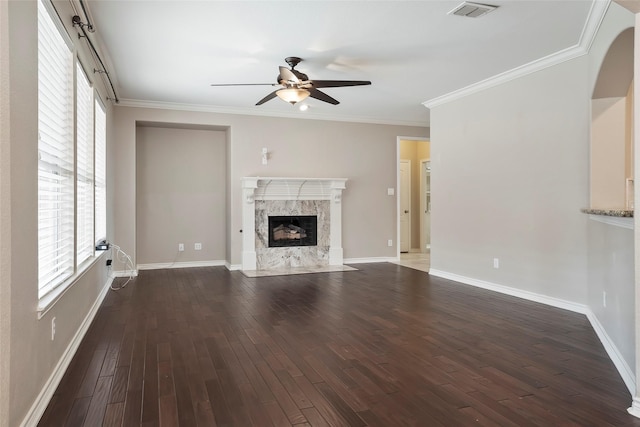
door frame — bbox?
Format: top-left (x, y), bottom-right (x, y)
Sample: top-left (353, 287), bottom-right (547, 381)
top-left (396, 136), bottom-right (429, 260)
top-left (420, 158), bottom-right (431, 253)
top-left (399, 159), bottom-right (411, 253)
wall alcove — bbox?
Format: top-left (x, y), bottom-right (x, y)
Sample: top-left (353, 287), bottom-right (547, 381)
top-left (135, 121), bottom-right (230, 268)
top-left (591, 28), bottom-right (634, 209)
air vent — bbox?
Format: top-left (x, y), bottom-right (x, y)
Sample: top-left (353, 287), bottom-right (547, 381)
top-left (449, 1), bottom-right (498, 18)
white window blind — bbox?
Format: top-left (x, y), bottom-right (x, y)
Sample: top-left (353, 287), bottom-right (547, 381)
top-left (76, 63), bottom-right (94, 265)
top-left (38, 0), bottom-right (75, 297)
top-left (95, 99), bottom-right (106, 242)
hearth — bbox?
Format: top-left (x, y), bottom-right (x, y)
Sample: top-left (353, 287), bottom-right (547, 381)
top-left (268, 215), bottom-right (317, 247)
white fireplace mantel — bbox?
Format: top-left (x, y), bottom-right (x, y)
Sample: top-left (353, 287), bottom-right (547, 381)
top-left (241, 177), bottom-right (347, 271)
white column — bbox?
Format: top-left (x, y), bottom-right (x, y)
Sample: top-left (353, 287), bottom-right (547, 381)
top-left (329, 180), bottom-right (346, 265)
top-left (241, 178), bottom-right (258, 270)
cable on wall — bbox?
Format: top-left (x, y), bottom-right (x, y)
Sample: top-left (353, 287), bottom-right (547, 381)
top-left (109, 244), bottom-right (135, 290)
top-left (70, 1), bottom-right (119, 103)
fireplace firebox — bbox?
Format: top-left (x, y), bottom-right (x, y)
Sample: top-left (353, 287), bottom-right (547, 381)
top-left (268, 215), bottom-right (318, 247)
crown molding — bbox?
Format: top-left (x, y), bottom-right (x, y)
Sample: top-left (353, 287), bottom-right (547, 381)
top-left (116, 98), bottom-right (428, 128)
top-left (422, 0), bottom-right (610, 109)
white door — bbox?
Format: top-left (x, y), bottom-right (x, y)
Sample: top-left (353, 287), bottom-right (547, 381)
top-left (420, 160), bottom-right (431, 252)
top-left (400, 160), bottom-right (411, 253)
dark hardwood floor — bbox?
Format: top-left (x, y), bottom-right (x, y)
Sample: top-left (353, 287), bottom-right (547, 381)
top-left (38, 263), bottom-right (640, 426)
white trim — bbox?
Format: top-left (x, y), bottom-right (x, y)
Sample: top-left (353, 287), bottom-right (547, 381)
top-left (20, 275), bottom-right (113, 427)
top-left (585, 309), bottom-right (635, 395)
top-left (225, 262), bottom-right (242, 271)
top-left (241, 177), bottom-right (347, 271)
top-left (429, 268), bottom-right (635, 396)
top-left (117, 98), bottom-right (427, 128)
top-left (429, 269), bottom-right (588, 313)
top-left (137, 260), bottom-right (226, 270)
top-left (422, 0), bottom-right (610, 109)
top-left (588, 214), bottom-right (634, 229)
top-left (344, 257), bottom-right (397, 264)
top-left (628, 397), bottom-right (640, 419)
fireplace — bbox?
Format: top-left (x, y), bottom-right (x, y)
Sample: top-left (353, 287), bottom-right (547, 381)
top-left (268, 215), bottom-right (317, 247)
top-left (241, 177), bottom-right (347, 271)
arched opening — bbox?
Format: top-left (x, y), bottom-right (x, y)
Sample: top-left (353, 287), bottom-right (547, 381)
top-left (591, 28), bottom-right (634, 209)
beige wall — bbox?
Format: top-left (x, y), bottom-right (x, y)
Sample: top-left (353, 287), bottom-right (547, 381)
top-left (114, 108), bottom-right (428, 268)
top-left (591, 96), bottom-right (627, 207)
top-left (136, 125), bottom-right (227, 264)
top-left (626, 81), bottom-right (634, 182)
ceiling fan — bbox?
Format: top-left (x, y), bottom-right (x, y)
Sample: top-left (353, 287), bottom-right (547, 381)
top-left (210, 56), bottom-right (371, 106)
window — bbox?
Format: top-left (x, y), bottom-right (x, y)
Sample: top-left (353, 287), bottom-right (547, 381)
top-left (37, 0), bottom-right (74, 297)
top-left (38, 0), bottom-right (108, 301)
top-left (76, 63), bottom-right (94, 265)
top-left (95, 99), bottom-right (106, 242)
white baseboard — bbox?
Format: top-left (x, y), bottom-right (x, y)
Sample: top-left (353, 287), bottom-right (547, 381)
top-left (586, 309), bottom-right (635, 395)
top-left (429, 269), bottom-right (636, 397)
top-left (20, 276), bottom-right (113, 427)
top-left (344, 257), bottom-right (396, 264)
top-left (137, 260), bottom-right (226, 270)
top-left (225, 262), bottom-right (242, 271)
top-left (429, 269), bottom-right (587, 314)
top-left (628, 396), bottom-right (640, 419)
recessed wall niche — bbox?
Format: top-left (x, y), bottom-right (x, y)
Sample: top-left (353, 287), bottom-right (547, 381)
top-left (135, 122), bottom-right (228, 266)
top-left (590, 28), bottom-right (634, 209)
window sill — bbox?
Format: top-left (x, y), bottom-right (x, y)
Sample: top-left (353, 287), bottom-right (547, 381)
top-left (37, 250), bottom-right (108, 319)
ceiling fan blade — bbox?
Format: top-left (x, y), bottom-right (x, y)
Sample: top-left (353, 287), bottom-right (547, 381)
top-left (256, 90), bottom-right (279, 105)
top-left (279, 66), bottom-right (300, 84)
top-left (309, 88), bottom-right (339, 105)
top-left (210, 83), bottom-right (275, 86)
top-left (311, 80), bottom-right (371, 88)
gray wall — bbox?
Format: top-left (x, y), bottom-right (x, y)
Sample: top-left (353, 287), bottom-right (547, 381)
top-left (431, 55), bottom-right (591, 303)
top-left (0, 1), bottom-right (11, 424)
top-left (3, 2), bottom-right (113, 426)
top-left (136, 125), bottom-right (227, 265)
top-left (113, 107), bottom-right (428, 268)
top-left (430, 2), bottom-right (635, 379)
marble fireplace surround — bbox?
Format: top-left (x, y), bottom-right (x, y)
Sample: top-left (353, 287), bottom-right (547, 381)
top-left (241, 177), bottom-right (347, 272)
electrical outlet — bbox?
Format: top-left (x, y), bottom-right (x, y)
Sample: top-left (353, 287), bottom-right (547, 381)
top-left (388, 239), bottom-right (393, 247)
top-left (493, 258), bottom-right (499, 269)
top-left (603, 291), bottom-right (607, 308)
top-left (178, 243), bottom-right (184, 252)
top-left (194, 243), bottom-right (202, 250)
top-left (51, 317), bottom-right (56, 341)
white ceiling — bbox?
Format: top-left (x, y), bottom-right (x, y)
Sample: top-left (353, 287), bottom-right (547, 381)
top-left (80, 0), bottom-right (602, 126)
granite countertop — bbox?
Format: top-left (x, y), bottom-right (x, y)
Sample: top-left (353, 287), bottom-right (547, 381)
top-left (581, 208), bottom-right (634, 217)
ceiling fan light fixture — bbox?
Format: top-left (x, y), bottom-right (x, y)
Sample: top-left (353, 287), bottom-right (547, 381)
top-left (276, 88), bottom-right (310, 105)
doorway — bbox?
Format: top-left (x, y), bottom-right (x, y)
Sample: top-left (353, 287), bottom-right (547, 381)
top-left (396, 137), bottom-right (430, 272)
top-left (420, 159), bottom-right (431, 252)
top-left (400, 160), bottom-right (411, 253)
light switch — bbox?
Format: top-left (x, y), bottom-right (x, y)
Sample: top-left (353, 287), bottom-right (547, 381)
top-left (387, 188), bottom-right (395, 196)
